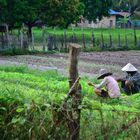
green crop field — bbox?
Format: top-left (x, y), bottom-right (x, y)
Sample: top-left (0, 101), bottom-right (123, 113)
top-left (32, 27), bottom-right (140, 46)
top-left (1, 65), bottom-right (140, 139)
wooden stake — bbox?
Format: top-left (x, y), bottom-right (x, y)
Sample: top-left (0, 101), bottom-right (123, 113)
top-left (5, 24), bottom-right (10, 48)
top-left (64, 30), bottom-right (67, 50)
top-left (91, 31), bottom-right (95, 47)
top-left (82, 32), bottom-right (86, 48)
top-left (20, 30), bottom-right (23, 48)
top-left (67, 43), bottom-right (82, 140)
top-left (42, 26), bottom-right (46, 51)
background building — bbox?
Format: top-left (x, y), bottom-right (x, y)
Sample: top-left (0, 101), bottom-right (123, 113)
top-left (78, 9), bottom-right (131, 28)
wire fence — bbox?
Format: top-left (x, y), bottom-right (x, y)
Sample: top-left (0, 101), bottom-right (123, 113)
top-left (80, 110), bottom-right (140, 139)
top-left (0, 26), bottom-right (140, 52)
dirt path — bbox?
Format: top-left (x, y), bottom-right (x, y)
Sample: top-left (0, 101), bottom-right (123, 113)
top-left (0, 51), bottom-right (140, 78)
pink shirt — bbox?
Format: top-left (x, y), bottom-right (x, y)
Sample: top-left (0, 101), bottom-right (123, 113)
top-left (96, 76), bottom-right (120, 98)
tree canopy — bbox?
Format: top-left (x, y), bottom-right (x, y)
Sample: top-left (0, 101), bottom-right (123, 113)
top-left (0, 0), bottom-right (114, 29)
top-left (112, 0), bottom-right (140, 15)
top-left (41, 0), bottom-right (84, 28)
top-left (80, 0), bottom-right (112, 21)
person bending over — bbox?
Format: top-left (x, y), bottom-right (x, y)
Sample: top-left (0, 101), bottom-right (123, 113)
top-left (117, 63), bottom-right (140, 95)
top-left (88, 69), bottom-right (120, 98)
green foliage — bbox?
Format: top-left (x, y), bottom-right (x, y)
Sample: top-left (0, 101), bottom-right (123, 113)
top-left (80, 0), bottom-right (112, 21)
top-left (0, 65), bottom-right (140, 139)
top-left (112, 0), bottom-right (140, 16)
top-left (0, 0), bottom-right (45, 26)
top-left (0, 0), bottom-right (112, 29)
top-left (42, 0), bottom-right (84, 28)
top-left (0, 0), bottom-right (84, 29)
top-left (0, 0), bottom-right (7, 24)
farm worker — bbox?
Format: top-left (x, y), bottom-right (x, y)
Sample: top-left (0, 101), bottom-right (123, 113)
top-left (88, 69), bottom-right (120, 98)
top-left (117, 63), bottom-right (140, 95)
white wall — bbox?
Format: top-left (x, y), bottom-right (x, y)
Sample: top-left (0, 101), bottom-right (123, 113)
top-left (78, 16), bottom-right (116, 28)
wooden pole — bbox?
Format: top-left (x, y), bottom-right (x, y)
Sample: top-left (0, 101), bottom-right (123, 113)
top-left (53, 28), bottom-right (57, 50)
top-left (134, 26), bottom-right (137, 47)
top-left (31, 30), bottom-right (35, 50)
top-left (82, 32), bottom-right (86, 48)
top-left (91, 31), bottom-right (95, 47)
top-left (138, 37), bottom-right (140, 48)
top-left (1, 31), bottom-right (4, 49)
top-left (67, 43), bottom-right (82, 140)
top-left (109, 34), bottom-right (112, 48)
top-left (125, 34), bottom-right (128, 49)
top-left (42, 26), bottom-right (46, 51)
top-left (118, 33), bottom-right (121, 48)
top-left (64, 30), bottom-right (67, 50)
top-left (69, 43), bottom-right (80, 86)
top-left (5, 24), bottom-right (10, 48)
top-left (101, 32), bottom-right (104, 50)
top-left (20, 30), bottom-right (23, 48)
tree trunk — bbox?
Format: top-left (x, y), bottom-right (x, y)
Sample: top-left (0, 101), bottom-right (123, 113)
top-left (65, 22), bottom-right (70, 29)
top-left (28, 25), bottom-right (32, 42)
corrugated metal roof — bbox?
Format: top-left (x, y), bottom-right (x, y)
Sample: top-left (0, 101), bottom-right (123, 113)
top-left (109, 9), bottom-right (119, 15)
top-left (109, 9), bottom-right (130, 17)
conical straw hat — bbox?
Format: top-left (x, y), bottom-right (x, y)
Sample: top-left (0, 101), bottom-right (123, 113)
top-left (122, 63), bottom-right (137, 72)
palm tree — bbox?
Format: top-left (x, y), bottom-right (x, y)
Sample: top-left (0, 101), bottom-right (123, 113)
top-left (117, 0), bottom-right (140, 15)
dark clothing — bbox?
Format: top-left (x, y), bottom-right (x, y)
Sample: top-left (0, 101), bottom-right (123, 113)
top-left (121, 72), bottom-right (140, 94)
top-left (100, 89), bottom-right (109, 97)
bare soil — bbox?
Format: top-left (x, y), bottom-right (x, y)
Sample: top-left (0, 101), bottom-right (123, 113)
top-left (0, 51), bottom-right (140, 78)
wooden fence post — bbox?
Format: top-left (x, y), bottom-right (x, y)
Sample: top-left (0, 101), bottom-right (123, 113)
top-left (91, 31), bottom-right (95, 47)
top-left (64, 43), bottom-right (82, 140)
top-left (69, 43), bottom-right (80, 85)
top-left (109, 34), bottom-right (112, 48)
top-left (138, 37), bottom-right (140, 48)
top-left (20, 30), bottom-right (23, 48)
top-left (64, 30), bottom-right (67, 50)
top-left (118, 33), bottom-right (121, 48)
top-left (61, 34), bottom-right (64, 49)
top-left (47, 34), bottom-right (53, 51)
top-left (42, 26), bottom-right (46, 51)
top-left (5, 24), bottom-right (10, 48)
top-left (31, 30), bottom-right (35, 50)
top-left (53, 34), bottom-right (57, 50)
top-left (73, 32), bottom-right (77, 43)
top-left (82, 32), bottom-right (86, 48)
top-left (134, 26), bottom-right (137, 47)
top-left (101, 32), bottom-right (104, 50)
top-left (125, 34), bottom-right (128, 49)
top-left (1, 31), bottom-right (4, 49)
